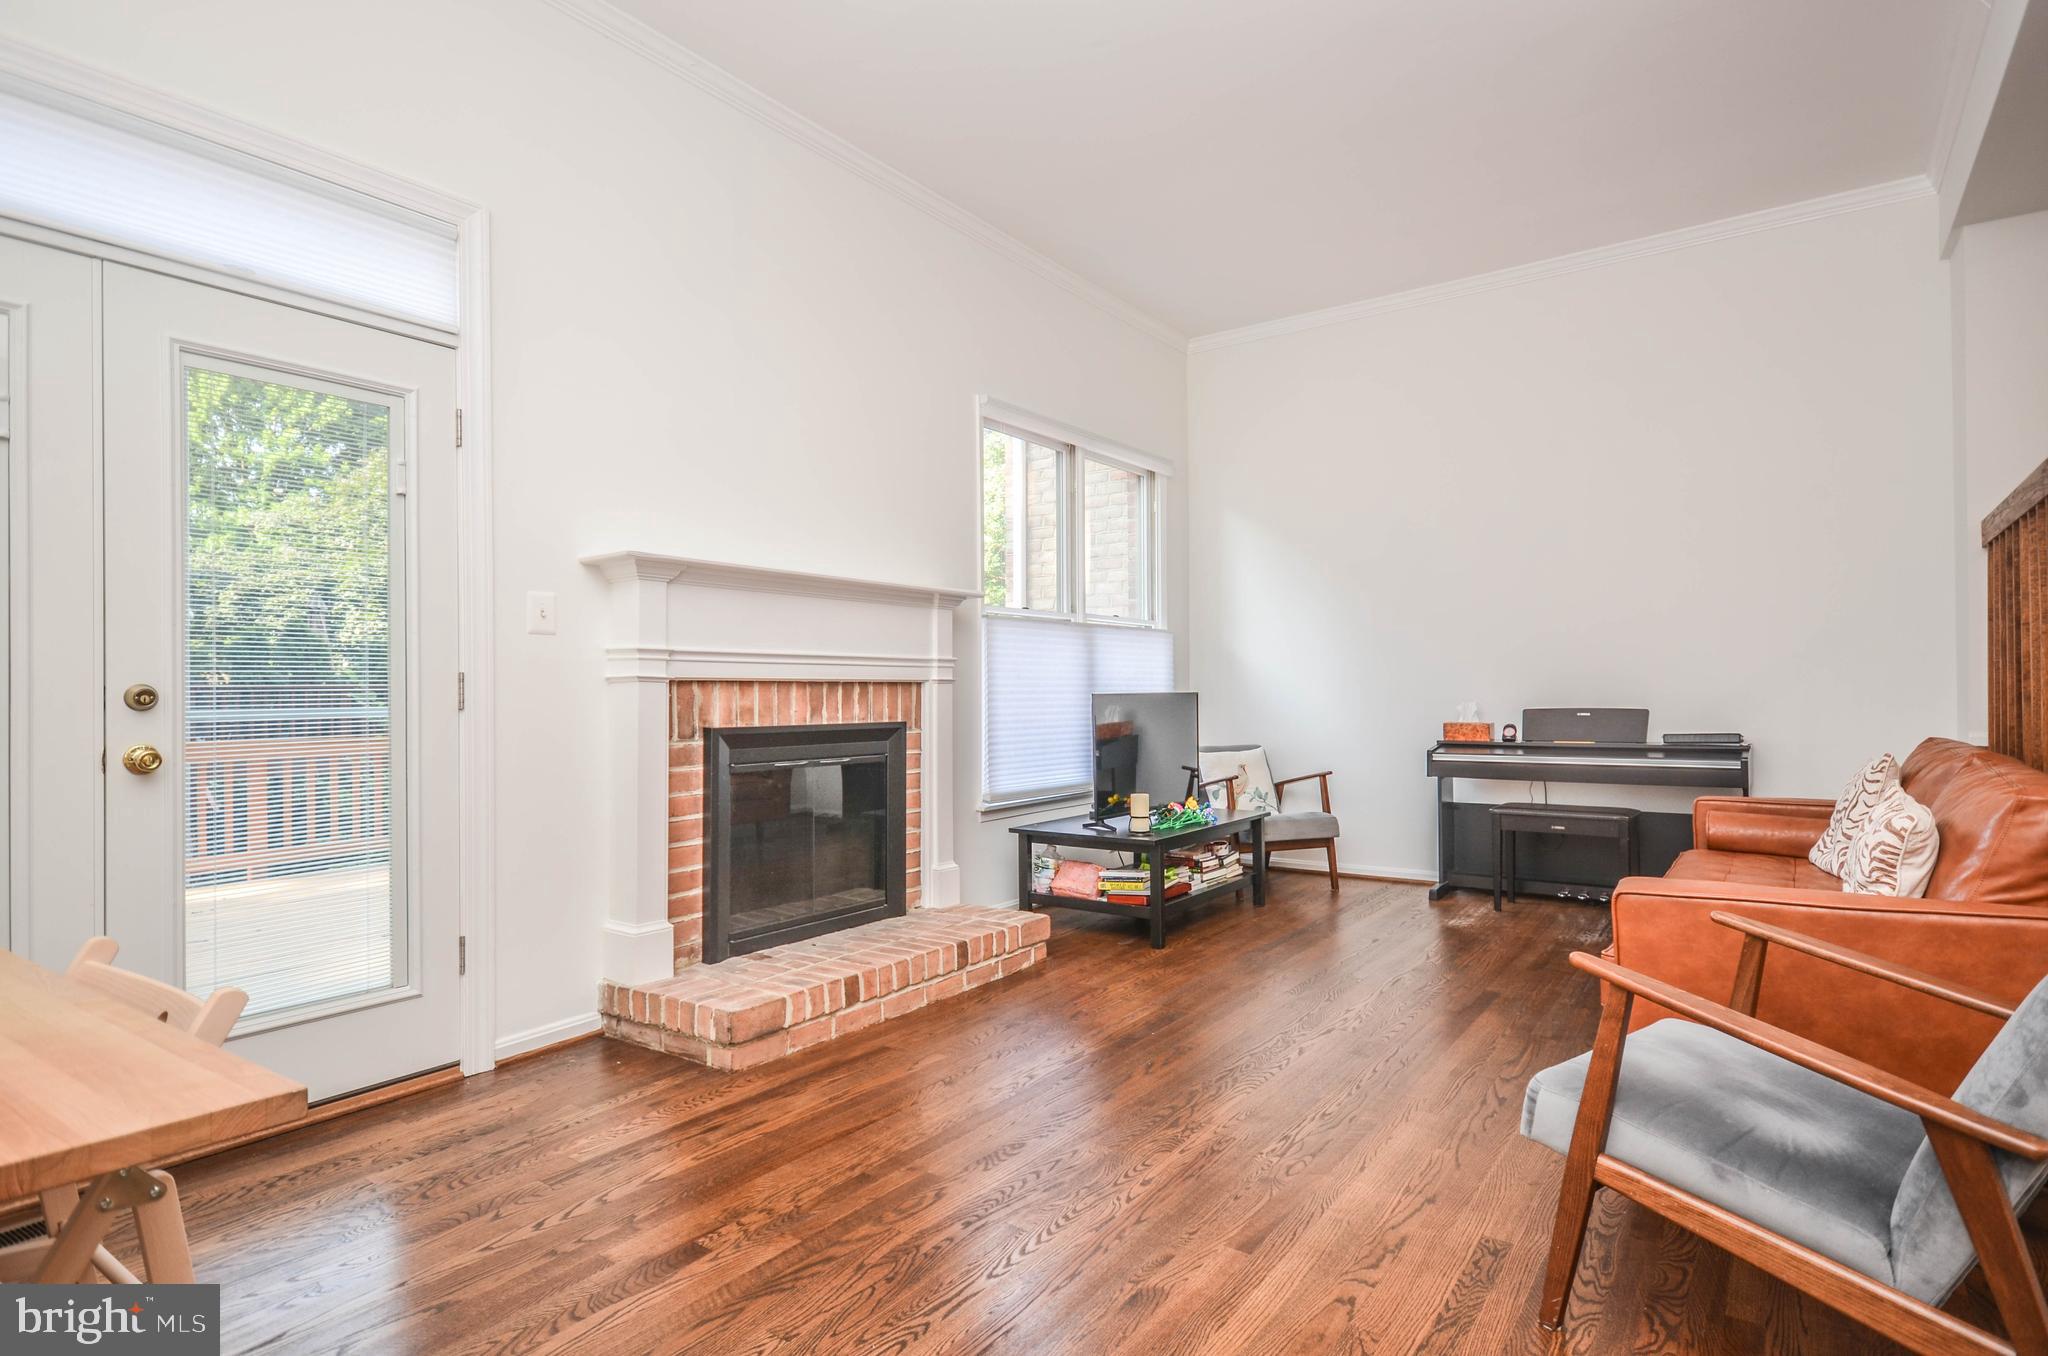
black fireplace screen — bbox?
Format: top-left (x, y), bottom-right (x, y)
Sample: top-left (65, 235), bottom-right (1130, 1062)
top-left (703, 722), bottom-right (907, 961)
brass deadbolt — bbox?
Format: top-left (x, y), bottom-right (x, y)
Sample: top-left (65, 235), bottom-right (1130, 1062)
top-left (121, 744), bottom-right (164, 775)
top-left (123, 683), bottom-right (159, 711)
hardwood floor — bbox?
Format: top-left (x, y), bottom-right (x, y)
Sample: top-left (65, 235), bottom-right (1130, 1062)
top-left (156, 877), bottom-right (1976, 1354)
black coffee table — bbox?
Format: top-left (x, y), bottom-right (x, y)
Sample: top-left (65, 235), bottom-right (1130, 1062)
top-left (1010, 810), bottom-right (1269, 948)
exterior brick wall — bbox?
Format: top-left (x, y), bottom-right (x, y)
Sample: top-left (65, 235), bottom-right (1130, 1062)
top-left (668, 679), bottom-right (922, 972)
top-left (1083, 459), bottom-right (1143, 618)
top-left (1023, 448), bottom-right (1059, 608)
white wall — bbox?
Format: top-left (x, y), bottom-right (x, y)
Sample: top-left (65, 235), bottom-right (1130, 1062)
top-left (1187, 195), bottom-right (1956, 878)
top-left (0, 0), bottom-right (1186, 1051)
top-left (1951, 210), bottom-right (2048, 741)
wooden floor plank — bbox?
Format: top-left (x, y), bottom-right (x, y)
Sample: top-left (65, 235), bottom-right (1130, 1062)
top-left (153, 879), bottom-right (1955, 1354)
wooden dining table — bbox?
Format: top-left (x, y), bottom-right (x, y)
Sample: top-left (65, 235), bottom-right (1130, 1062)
top-left (0, 947), bottom-right (306, 1283)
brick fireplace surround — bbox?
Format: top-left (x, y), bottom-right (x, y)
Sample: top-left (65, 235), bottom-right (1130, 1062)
top-left (586, 551), bottom-right (1046, 1070)
top-left (665, 678), bottom-right (925, 969)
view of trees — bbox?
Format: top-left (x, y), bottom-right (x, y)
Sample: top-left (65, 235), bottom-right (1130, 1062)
top-left (980, 426), bottom-right (1011, 607)
top-left (184, 367), bottom-right (391, 709)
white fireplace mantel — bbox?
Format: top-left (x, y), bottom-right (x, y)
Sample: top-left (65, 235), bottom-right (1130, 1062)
top-left (582, 549), bottom-right (974, 984)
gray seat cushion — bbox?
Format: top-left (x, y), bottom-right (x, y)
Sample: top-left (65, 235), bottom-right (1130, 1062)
top-left (1261, 810), bottom-right (1338, 841)
top-left (1523, 1019), bottom-right (1926, 1286)
top-left (1889, 976), bottom-right (2048, 1303)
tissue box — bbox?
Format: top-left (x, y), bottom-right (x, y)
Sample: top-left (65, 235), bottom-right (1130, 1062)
top-left (1442, 722), bottom-right (1494, 742)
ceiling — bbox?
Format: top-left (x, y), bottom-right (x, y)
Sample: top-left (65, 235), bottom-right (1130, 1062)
top-left (609, 0), bottom-right (1985, 338)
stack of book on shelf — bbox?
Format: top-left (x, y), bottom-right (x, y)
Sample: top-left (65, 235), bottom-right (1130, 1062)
top-left (1100, 862), bottom-right (1195, 901)
top-left (1035, 849), bottom-right (1239, 905)
top-left (1166, 841), bottom-right (1244, 890)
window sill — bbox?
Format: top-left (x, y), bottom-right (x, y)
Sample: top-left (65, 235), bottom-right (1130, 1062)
top-left (978, 794), bottom-right (1090, 824)
top-left (980, 607), bottom-right (1164, 630)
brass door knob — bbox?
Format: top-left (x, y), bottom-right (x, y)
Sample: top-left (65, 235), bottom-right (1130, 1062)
top-left (121, 744), bottom-right (164, 775)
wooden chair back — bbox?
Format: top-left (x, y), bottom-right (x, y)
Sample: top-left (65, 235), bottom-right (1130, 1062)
top-left (64, 938), bottom-right (246, 1047)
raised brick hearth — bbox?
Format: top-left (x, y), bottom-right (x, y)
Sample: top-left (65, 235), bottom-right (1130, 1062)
top-left (601, 905), bottom-right (1049, 1070)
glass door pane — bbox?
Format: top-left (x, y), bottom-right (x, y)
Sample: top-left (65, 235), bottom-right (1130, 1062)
top-left (181, 362), bottom-right (404, 1018)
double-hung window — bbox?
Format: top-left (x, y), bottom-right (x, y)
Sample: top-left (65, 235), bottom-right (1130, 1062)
top-left (979, 414), bottom-right (1172, 809)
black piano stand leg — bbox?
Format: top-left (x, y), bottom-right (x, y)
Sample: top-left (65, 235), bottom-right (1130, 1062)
top-left (1492, 821), bottom-right (1504, 911)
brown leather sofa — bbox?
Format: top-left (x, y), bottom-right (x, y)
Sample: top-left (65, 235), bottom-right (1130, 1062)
top-left (1609, 738), bottom-right (2048, 1093)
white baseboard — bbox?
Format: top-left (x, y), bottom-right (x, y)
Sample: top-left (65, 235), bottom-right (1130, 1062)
top-left (494, 1011), bottom-right (603, 1063)
top-left (1265, 850), bottom-right (1434, 883)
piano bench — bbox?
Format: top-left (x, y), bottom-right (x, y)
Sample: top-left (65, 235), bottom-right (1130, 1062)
top-left (1488, 803), bottom-right (1641, 910)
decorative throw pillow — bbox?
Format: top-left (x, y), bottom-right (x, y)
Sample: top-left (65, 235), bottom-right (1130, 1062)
top-left (1840, 785), bottom-right (1940, 898)
top-left (1238, 779), bottom-right (1281, 816)
top-left (1198, 747), bottom-right (1281, 816)
top-left (1195, 749), bottom-right (1243, 807)
top-left (1808, 753), bottom-right (1900, 878)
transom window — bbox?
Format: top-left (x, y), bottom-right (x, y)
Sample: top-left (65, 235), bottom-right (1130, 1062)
top-left (979, 414), bottom-right (1171, 809)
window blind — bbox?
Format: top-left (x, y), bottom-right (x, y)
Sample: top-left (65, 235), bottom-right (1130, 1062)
top-left (983, 614), bottom-right (1174, 805)
top-left (0, 87), bottom-right (459, 330)
top-left (181, 362), bottom-right (403, 1017)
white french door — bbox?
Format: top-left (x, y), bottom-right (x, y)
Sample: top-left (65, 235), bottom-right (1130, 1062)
top-left (3, 236), bottom-right (462, 1101)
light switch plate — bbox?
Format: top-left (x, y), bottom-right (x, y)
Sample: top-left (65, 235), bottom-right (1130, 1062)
top-left (526, 590), bottom-right (557, 635)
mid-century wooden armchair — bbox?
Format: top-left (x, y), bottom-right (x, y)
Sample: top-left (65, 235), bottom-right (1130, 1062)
top-left (1198, 743), bottom-right (1342, 889)
top-left (1524, 911), bottom-right (2048, 1355)
top-left (0, 937), bottom-right (247, 1285)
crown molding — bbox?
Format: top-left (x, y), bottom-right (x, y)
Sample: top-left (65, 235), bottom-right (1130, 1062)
top-left (1931, 0), bottom-right (2038, 254)
top-left (1926, 0), bottom-right (1996, 193)
top-left (1188, 176), bottom-right (1937, 354)
top-left (534, 0), bottom-right (1186, 352)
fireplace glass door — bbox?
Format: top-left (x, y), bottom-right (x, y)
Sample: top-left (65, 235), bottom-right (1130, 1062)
top-left (706, 724), bottom-right (907, 960)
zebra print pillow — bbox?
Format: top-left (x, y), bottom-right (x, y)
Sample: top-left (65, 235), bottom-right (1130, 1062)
top-left (1807, 753), bottom-right (1899, 878)
top-left (1841, 785), bottom-right (1939, 897)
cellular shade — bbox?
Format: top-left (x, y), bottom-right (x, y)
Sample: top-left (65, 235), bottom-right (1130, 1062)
top-left (0, 87), bottom-right (458, 330)
top-left (983, 614), bottom-right (1174, 805)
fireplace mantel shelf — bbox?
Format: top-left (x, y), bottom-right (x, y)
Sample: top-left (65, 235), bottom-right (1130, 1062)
top-left (581, 549), bottom-right (977, 610)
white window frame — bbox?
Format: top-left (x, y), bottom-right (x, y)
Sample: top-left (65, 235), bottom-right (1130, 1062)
top-left (979, 419), bottom-right (1162, 628)
top-left (976, 401), bottom-right (1172, 811)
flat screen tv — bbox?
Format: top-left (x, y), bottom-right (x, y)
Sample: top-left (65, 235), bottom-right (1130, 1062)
top-left (1091, 691), bottom-right (1199, 821)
